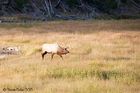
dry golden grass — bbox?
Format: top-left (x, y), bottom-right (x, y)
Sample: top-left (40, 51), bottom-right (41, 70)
top-left (0, 20), bottom-right (140, 93)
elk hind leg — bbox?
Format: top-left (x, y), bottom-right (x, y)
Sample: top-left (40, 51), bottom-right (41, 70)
top-left (42, 51), bottom-right (47, 60)
top-left (51, 53), bottom-right (54, 60)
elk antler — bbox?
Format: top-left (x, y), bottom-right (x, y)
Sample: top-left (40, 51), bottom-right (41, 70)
top-left (63, 42), bottom-right (69, 49)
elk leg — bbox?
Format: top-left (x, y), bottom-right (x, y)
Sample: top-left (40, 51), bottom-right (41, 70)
top-left (42, 51), bottom-right (47, 60)
top-left (58, 54), bottom-right (63, 60)
top-left (51, 53), bottom-right (54, 60)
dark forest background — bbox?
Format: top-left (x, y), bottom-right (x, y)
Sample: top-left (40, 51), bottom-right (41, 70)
top-left (0, 0), bottom-right (140, 21)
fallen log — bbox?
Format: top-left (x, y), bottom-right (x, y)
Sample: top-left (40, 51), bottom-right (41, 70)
top-left (1, 45), bottom-right (21, 55)
top-left (55, 15), bottom-right (87, 20)
top-left (0, 20), bottom-right (14, 22)
top-left (0, 20), bottom-right (24, 23)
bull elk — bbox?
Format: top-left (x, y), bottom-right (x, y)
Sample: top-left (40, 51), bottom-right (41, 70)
top-left (41, 43), bottom-right (69, 60)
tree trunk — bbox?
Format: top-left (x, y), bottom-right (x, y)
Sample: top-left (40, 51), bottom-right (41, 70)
top-left (131, 0), bottom-right (140, 8)
top-left (55, 0), bottom-right (61, 8)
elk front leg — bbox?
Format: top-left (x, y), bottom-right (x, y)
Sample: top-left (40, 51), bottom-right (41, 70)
top-left (51, 53), bottom-right (54, 60)
top-left (58, 54), bottom-right (63, 60)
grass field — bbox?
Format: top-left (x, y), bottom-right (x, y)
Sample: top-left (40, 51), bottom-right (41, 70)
top-left (0, 19), bottom-right (140, 93)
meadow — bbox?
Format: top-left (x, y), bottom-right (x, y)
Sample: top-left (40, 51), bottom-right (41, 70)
top-left (0, 19), bottom-right (140, 93)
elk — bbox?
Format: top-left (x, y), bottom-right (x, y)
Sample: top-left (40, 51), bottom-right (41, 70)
top-left (41, 43), bottom-right (69, 60)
